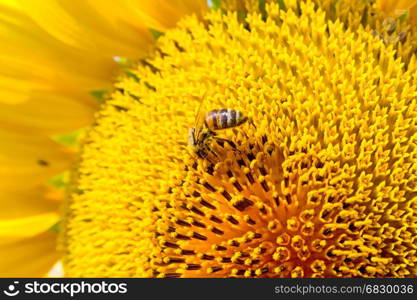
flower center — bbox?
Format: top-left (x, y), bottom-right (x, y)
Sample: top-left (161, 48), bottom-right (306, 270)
top-left (61, 2), bottom-right (417, 277)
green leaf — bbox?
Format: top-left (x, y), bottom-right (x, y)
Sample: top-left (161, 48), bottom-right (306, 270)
top-left (48, 172), bottom-right (69, 189)
top-left (52, 128), bottom-right (85, 147)
top-left (210, 0), bottom-right (222, 10)
top-left (149, 28), bottom-right (164, 39)
top-left (90, 89), bottom-right (108, 102)
top-left (398, 10), bottom-right (410, 23)
top-left (49, 220), bottom-right (61, 234)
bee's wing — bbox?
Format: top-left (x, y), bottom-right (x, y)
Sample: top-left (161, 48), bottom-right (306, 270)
top-left (192, 93), bottom-right (207, 140)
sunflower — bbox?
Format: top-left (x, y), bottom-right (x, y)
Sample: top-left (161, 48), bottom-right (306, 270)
top-left (0, 0), bottom-right (207, 277)
top-left (1, 0), bottom-right (417, 278)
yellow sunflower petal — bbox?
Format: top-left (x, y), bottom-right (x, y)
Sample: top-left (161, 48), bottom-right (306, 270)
top-left (0, 0), bottom-right (20, 9)
top-left (377, 0), bottom-right (417, 17)
top-left (0, 130), bottom-right (73, 191)
top-left (0, 0), bottom-right (208, 134)
top-left (0, 231), bottom-right (59, 277)
top-left (93, 0), bottom-right (208, 31)
top-left (0, 213), bottom-right (59, 239)
top-left (0, 5), bottom-right (118, 95)
top-left (15, 0), bottom-right (154, 59)
top-left (0, 185), bottom-right (61, 221)
top-left (0, 2), bottom-right (118, 118)
top-left (0, 91), bottom-right (96, 134)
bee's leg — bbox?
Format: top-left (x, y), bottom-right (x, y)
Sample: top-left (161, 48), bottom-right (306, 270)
top-left (198, 143), bottom-right (219, 164)
top-left (196, 149), bottom-right (207, 159)
top-left (212, 137), bottom-right (241, 154)
top-left (207, 148), bottom-right (220, 163)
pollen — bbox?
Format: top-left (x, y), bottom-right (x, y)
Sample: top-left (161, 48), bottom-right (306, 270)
top-left (61, 1), bottom-right (417, 277)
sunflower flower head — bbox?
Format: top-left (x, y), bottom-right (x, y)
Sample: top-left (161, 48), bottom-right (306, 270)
top-left (58, 1), bottom-right (417, 278)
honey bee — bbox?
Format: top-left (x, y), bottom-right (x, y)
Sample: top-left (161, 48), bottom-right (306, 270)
top-left (189, 100), bottom-right (248, 161)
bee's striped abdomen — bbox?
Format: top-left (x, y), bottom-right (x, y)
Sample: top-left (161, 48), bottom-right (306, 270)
top-left (204, 108), bottom-right (247, 131)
